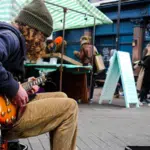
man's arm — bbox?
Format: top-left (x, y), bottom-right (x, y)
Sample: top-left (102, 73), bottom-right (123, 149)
top-left (0, 32), bottom-right (19, 98)
top-left (0, 62), bottom-right (19, 98)
top-left (0, 31), bottom-right (28, 108)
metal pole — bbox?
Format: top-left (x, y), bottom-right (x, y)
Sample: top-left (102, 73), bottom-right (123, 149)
top-left (59, 8), bottom-right (67, 91)
top-left (89, 17), bottom-right (96, 102)
top-left (44, 0), bottom-right (100, 95)
top-left (116, 0), bottom-right (121, 50)
top-left (45, 1), bottom-right (103, 21)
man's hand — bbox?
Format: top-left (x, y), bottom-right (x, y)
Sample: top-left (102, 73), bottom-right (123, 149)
top-left (27, 77), bottom-right (40, 95)
top-left (74, 51), bottom-right (80, 58)
top-left (73, 50), bottom-right (79, 55)
top-left (12, 84), bottom-right (28, 107)
top-left (28, 85), bottom-right (39, 95)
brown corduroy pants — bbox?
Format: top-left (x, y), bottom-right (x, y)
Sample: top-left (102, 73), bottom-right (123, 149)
top-left (5, 92), bottom-right (78, 150)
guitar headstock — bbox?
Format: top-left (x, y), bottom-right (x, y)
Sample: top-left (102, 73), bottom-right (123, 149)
top-left (39, 71), bottom-right (52, 86)
top-left (39, 71), bottom-right (52, 79)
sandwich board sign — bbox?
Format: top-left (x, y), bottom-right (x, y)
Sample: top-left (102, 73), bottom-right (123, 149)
top-left (99, 51), bottom-right (139, 108)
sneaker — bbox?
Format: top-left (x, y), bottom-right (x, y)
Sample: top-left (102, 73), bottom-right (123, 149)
top-left (139, 101), bottom-right (143, 106)
top-left (119, 92), bottom-right (124, 96)
top-left (145, 99), bottom-right (150, 103)
top-left (75, 146), bottom-right (79, 150)
top-left (89, 99), bottom-right (93, 104)
top-left (8, 142), bottom-right (28, 150)
top-left (8, 141), bottom-right (21, 150)
top-left (142, 99), bottom-right (150, 106)
top-left (114, 94), bottom-right (120, 98)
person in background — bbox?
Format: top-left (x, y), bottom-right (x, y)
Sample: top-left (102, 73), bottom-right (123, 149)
top-left (74, 35), bottom-right (97, 103)
top-left (43, 39), bottom-right (55, 62)
top-left (137, 44), bottom-right (150, 105)
top-left (45, 39), bottom-right (55, 54)
top-left (109, 49), bottom-right (122, 98)
top-left (54, 36), bottom-right (67, 54)
top-left (0, 0), bottom-right (78, 150)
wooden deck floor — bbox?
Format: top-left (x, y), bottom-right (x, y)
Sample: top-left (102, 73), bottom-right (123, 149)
top-left (19, 88), bottom-right (150, 150)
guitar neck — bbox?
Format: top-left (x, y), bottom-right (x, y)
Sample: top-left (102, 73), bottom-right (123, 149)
top-left (22, 76), bottom-right (46, 91)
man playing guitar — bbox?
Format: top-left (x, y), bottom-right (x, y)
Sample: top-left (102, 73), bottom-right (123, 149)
top-left (0, 0), bottom-right (78, 150)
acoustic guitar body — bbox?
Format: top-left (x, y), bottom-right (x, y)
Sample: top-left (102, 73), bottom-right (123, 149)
top-left (0, 73), bottom-right (47, 125)
top-left (0, 96), bottom-right (16, 125)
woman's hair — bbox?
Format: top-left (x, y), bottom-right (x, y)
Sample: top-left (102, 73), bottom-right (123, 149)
top-left (80, 36), bottom-right (92, 43)
top-left (46, 39), bottom-right (53, 45)
top-left (17, 23), bottom-right (46, 61)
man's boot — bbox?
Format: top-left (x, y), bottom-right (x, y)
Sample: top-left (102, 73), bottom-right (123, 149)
top-left (8, 141), bottom-right (28, 150)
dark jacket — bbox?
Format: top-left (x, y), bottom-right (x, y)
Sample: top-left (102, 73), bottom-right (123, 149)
top-left (141, 55), bottom-right (150, 88)
top-left (0, 22), bottom-right (26, 98)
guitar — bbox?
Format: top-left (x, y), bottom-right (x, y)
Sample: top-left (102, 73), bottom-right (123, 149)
top-left (0, 73), bottom-right (47, 125)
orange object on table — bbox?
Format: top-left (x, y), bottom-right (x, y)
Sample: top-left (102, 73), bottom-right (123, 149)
top-left (54, 36), bottom-right (63, 45)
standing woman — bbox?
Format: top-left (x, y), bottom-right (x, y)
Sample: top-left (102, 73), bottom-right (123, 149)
top-left (74, 36), bottom-right (97, 103)
top-left (138, 44), bottom-right (150, 105)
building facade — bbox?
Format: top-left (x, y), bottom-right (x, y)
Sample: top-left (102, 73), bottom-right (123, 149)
top-left (94, 0), bottom-right (150, 63)
top-left (54, 0), bottom-right (150, 66)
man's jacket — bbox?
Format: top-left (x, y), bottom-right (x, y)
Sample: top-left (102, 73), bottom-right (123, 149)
top-left (0, 22), bottom-right (26, 98)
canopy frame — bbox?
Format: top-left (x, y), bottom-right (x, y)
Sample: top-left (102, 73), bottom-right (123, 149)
top-left (45, 1), bottom-right (97, 100)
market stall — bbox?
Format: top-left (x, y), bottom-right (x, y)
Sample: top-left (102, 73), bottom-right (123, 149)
top-left (0, 0), bottom-right (112, 103)
top-left (25, 63), bottom-right (92, 103)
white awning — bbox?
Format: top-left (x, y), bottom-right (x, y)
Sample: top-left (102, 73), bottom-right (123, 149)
top-left (0, 0), bottom-right (113, 31)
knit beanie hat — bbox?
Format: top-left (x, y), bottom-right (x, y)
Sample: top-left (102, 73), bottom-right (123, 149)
top-left (15, 0), bottom-right (53, 37)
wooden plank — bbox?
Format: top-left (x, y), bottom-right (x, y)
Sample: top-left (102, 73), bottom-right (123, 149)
top-left (43, 53), bottom-right (82, 66)
top-left (28, 136), bottom-right (45, 150)
top-left (37, 134), bottom-right (50, 150)
top-left (77, 136), bottom-right (91, 150)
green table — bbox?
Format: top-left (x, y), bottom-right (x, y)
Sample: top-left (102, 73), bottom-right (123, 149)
top-left (25, 63), bottom-right (92, 103)
top-left (24, 63), bottom-right (92, 73)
